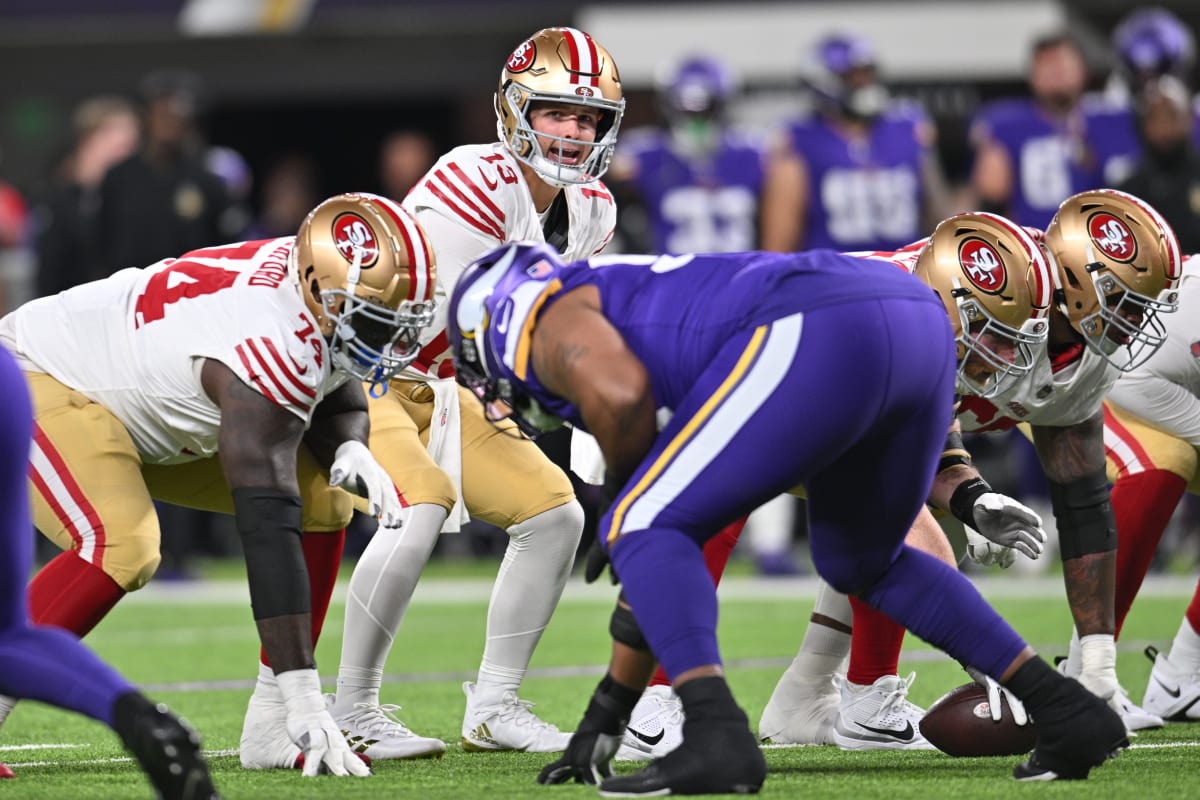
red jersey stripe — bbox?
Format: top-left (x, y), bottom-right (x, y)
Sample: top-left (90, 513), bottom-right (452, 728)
top-left (427, 179), bottom-right (504, 241)
top-left (447, 163), bottom-right (506, 223)
top-left (259, 338), bottom-right (317, 399)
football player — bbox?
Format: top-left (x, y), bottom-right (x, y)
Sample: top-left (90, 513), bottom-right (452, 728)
top-left (1101, 250), bottom-right (1200, 721)
top-left (762, 190), bottom-right (1182, 747)
top-left (0, 341), bottom-right (218, 798)
top-left (760, 32), bottom-right (950, 253)
top-left (293, 26), bottom-right (622, 759)
top-left (450, 239), bottom-right (1126, 793)
top-left (0, 192), bottom-right (437, 779)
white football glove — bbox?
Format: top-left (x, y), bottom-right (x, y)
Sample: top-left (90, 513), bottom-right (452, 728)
top-left (964, 526), bottom-right (1017, 568)
top-left (329, 441), bottom-right (402, 529)
top-left (966, 666), bottom-right (1029, 726)
top-left (276, 669), bottom-right (370, 777)
top-left (969, 492), bottom-right (1046, 560)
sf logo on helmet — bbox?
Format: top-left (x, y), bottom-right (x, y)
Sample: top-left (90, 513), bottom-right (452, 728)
top-left (507, 40), bottom-right (535, 72)
top-left (958, 238), bottom-right (1007, 294)
top-left (1088, 213), bottom-right (1137, 263)
top-left (332, 213), bottom-right (380, 268)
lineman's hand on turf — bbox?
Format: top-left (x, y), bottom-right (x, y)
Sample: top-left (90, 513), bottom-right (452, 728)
top-left (537, 730), bottom-right (622, 785)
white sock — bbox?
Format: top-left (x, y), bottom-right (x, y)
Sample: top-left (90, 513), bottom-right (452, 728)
top-left (0, 695), bottom-right (15, 731)
top-left (782, 580), bottom-right (852, 686)
top-left (1168, 617), bottom-right (1200, 674)
top-left (1062, 627), bottom-right (1082, 678)
top-left (474, 501), bottom-right (583, 705)
top-left (333, 503), bottom-right (446, 714)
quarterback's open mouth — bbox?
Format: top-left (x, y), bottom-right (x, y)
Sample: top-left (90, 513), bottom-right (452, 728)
top-left (548, 146), bottom-right (582, 165)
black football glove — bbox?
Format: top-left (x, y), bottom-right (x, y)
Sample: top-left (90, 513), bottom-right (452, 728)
top-left (584, 535), bottom-right (618, 585)
top-left (537, 728), bottom-right (622, 785)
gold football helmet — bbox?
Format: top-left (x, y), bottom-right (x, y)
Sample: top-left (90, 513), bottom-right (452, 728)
top-left (293, 192), bottom-right (437, 387)
top-left (913, 212), bottom-right (1052, 398)
top-left (1043, 189), bottom-right (1182, 371)
top-left (495, 26), bottom-right (625, 188)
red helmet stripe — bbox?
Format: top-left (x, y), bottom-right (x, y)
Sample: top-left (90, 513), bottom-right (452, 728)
top-left (975, 211), bottom-right (1052, 312)
top-left (561, 27), bottom-right (600, 86)
top-left (373, 196), bottom-right (430, 302)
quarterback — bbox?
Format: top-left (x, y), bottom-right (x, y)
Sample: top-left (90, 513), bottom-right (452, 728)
top-left (0, 192), bottom-right (437, 778)
top-left (450, 240), bottom-right (1125, 793)
top-left (254, 26), bottom-right (624, 761)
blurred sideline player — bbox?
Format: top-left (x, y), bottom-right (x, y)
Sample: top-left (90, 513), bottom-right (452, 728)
top-left (1102, 250), bottom-right (1200, 721)
top-left (0, 342), bottom-right (218, 797)
top-left (0, 193), bottom-right (437, 779)
top-left (760, 32), bottom-right (950, 253)
top-left (280, 27), bottom-right (621, 760)
top-left (451, 240), bottom-right (1126, 792)
top-left (1091, 7), bottom-right (1200, 186)
top-left (971, 32), bottom-right (1097, 228)
top-left (763, 190), bottom-right (1182, 743)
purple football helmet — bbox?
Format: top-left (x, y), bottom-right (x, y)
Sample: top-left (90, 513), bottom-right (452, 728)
top-left (658, 55), bottom-right (736, 118)
top-left (807, 33), bottom-right (889, 120)
top-left (1113, 8), bottom-right (1196, 86)
top-left (450, 241), bottom-right (568, 437)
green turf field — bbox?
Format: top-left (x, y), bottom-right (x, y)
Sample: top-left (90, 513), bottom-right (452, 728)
top-left (1, 568), bottom-right (1197, 799)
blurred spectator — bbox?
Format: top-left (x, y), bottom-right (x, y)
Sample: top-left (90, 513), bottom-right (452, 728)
top-left (1117, 75), bottom-right (1200, 254)
top-left (244, 153), bottom-right (319, 240)
top-left (378, 130), bottom-right (435, 201)
top-left (96, 70), bottom-right (237, 271)
top-left (970, 32), bottom-right (1096, 228)
top-left (1090, 7), bottom-right (1200, 186)
top-left (205, 145), bottom-right (253, 239)
top-left (761, 32), bottom-right (949, 252)
top-left (0, 178), bottom-right (29, 313)
top-left (608, 54), bottom-right (767, 254)
top-left (32, 95), bottom-right (139, 299)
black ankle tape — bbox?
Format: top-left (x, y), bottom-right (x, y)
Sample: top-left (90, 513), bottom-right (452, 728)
top-left (676, 677), bottom-right (745, 723)
top-left (584, 674), bottom-right (642, 734)
top-left (1003, 657), bottom-right (1060, 710)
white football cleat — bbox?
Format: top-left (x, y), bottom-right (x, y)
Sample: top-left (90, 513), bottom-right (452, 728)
top-left (461, 681), bottom-right (571, 753)
top-left (615, 685), bottom-right (684, 761)
top-left (833, 673), bottom-right (936, 751)
top-left (758, 672), bottom-right (839, 746)
top-left (1075, 664), bottom-right (1163, 733)
top-left (1142, 645), bottom-right (1200, 722)
top-left (330, 697), bottom-right (447, 760)
top-left (240, 684), bottom-right (301, 769)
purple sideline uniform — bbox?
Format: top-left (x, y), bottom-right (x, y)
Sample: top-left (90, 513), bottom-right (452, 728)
top-left (784, 103), bottom-right (930, 252)
top-left (620, 129), bottom-right (766, 254)
top-left (0, 344), bottom-right (136, 726)
top-left (969, 98), bottom-right (1101, 229)
top-left (484, 250), bottom-right (1031, 682)
top-left (1083, 94), bottom-right (1200, 186)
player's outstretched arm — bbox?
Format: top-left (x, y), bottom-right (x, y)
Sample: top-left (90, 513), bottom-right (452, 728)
top-left (201, 359), bottom-right (370, 778)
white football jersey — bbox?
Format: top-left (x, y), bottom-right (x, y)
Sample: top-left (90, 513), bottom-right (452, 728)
top-left (0, 238), bottom-right (341, 464)
top-left (402, 142), bottom-right (617, 380)
top-left (1106, 254), bottom-right (1200, 446)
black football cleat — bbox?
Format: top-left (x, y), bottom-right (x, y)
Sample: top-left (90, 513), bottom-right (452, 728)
top-left (598, 721), bottom-right (766, 797)
top-left (115, 693), bottom-right (220, 800)
top-left (1013, 677), bottom-right (1128, 781)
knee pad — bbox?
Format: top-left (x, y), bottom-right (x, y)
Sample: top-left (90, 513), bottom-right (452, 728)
top-left (1049, 473), bottom-right (1117, 560)
top-left (609, 603), bottom-right (649, 651)
top-left (302, 482), bottom-right (356, 531)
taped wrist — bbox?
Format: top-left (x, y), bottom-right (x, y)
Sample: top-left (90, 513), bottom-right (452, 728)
top-left (938, 429), bottom-right (973, 474)
top-left (1048, 472), bottom-right (1117, 560)
top-left (579, 674), bottom-right (642, 735)
top-left (609, 602), bottom-right (649, 651)
top-left (232, 487), bottom-right (309, 620)
top-left (949, 477), bottom-right (991, 528)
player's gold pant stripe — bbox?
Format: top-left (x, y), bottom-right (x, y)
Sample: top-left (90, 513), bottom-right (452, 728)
top-left (606, 324), bottom-right (769, 546)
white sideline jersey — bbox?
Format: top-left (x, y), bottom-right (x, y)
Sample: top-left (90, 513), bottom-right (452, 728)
top-left (1106, 254), bottom-right (1200, 447)
top-left (402, 142), bottom-right (617, 380)
top-left (0, 238), bottom-right (341, 464)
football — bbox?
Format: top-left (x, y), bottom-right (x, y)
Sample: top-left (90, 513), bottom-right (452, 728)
top-left (918, 682), bottom-right (1037, 757)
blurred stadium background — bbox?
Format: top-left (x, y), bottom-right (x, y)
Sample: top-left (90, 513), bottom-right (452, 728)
top-left (1, 0), bottom-right (1198, 577)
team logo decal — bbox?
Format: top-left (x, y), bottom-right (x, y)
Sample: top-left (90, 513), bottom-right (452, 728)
top-left (507, 40), bottom-right (536, 73)
top-left (1088, 212), bottom-right (1137, 263)
top-left (332, 212), bottom-right (379, 268)
top-left (575, 86), bottom-right (595, 97)
top-left (958, 238), bottom-right (1006, 294)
